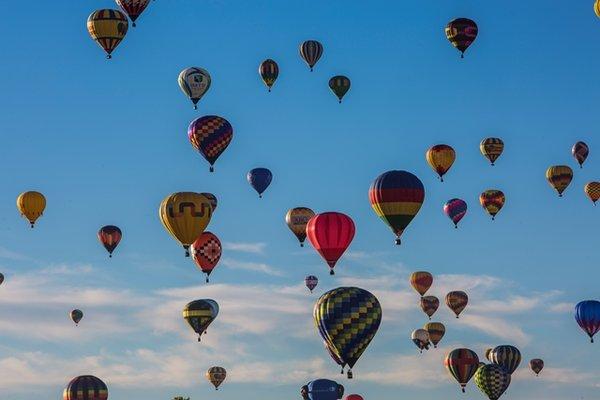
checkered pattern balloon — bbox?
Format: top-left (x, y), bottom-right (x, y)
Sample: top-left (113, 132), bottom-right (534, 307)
top-left (475, 364), bottom-right (511, 400)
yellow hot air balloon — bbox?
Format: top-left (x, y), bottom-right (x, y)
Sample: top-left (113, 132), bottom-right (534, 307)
top-left (584, 182), bottom-right (600, 205)
top-left (595, 0), bottom-right (600, 18)
top-left (17, 191), bottom-right (46, 228)
top-left (426, 144), bottom-right (456, 181)
top-left (159, 192), bottom-right (213, 256)
top-left (285, 207), bottom-right (315, 247)
top-left (87, 9), bottom-right (129, 59)
top-left (546, 165), bottom-right (573, 197)
top-left (424, 322), bottom-right (445, 348)
top-left (480, 138), bottom-right (504, 166)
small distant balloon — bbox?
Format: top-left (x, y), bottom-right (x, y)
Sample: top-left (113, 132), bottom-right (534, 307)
top-left (410, 271), bottom-right (433, 297)
top-left (286, 207), bottom-right (315, 247)
top-left (329, 76), bottom-right (351, 103)
top-left (115, 0), bottom-right (150, 27)
top-left (480, 138), bottom-right (504, 166)
top-left (183, 299), bottom-right (219, 342)
top-left (572, 141), bottom-right (589, 168)
top-left (584, 182), bottom-right (600, 205)
top-left (424, 322), bottom-right (445, 348)
top-left (97, 225), bottom-right (122, 257)
top-left (305, 275), bottom-right (318, 293)
top-left (70, 309), bottom-right (83, 326)
top-left (247, 168), bottom-right (273, 198)
top-left (259, 59), bottom-right (279, 92)
top-left (444, 198), bottom-right (467, 228)
top-left (546, 166), bottom-right (573, 197)
top-left (446, 291), bottom-right (468, 318)
top-left (191, 232), bottom-right (222, 283)
top-left (420, 296), bottom-right (439, 319)
top-left (306, 212), bottom-right (355, 275)
top-left (188, 116), bottom-right (233, 172)
top-left (426, 145), bottom-right (456, 182)
top-left (206, 366), bottom-right (226, 390)
top-left (575, 300), bottom-right (600, 343)
top-left (17, 191), bottom-right (46, 228)
top-left (529, 359), bottom-right (544, 376)
top-left (411, 329), bottom-right (430, 353)
top-left (480, 190), bottom-right (505, 220)
top-left (445, 18), bottom-right (478, 58)
top-left (300, 40), bottom-right (323, 71)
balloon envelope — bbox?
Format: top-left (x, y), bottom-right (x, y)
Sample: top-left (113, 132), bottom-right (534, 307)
top-left (575, 300), bottom-right (600, 343)
top-left (17, 191), bottom-right (46, 228)
top-left (191, 232), bottom-right (222, 282)
top-left (444, 198), bottom-right (467, 228)
top-left (426, 144), bottom-right (455, 181)
top-left (259, 59), bottom-right (279, 91)
top-left (87, 9), bottom-right (128, 58)
top-left (546, 165), bottom-right (573, 197)
top-left (247, 168), bottom-right (273, 197)
top-left (446, 291), bottom-right (468, 318)
top-left (301, 379), bottom-right (344, 400)
top-left (480, 138), bottom-right (504, 166)
top-left (206, 366), bottom-right (226, 390)
top-left (445, 18), bottom-right (478, 57)
top-left (98, 225), bottom-right (122, 257)
top-left (306, 212), bottom-right (355, 275)
top-left (572, 141), bottom-right (589, 168)
top-left (286, 207), bottom-right (315, 246)
top-left (188, 116), bottom-right (233, 172)
top-left (299, 40), bottom-right (323, 71)
top-left (178, 67), bottom-right (211, 109)
top-left (63, 375), bottom-right (108, 400)
top-left (410, 271), bottom-right (433, 296)
top-left (444, 348), bottom-right (479, 392)
top-left (115, 0), bottom-right (150, 26)
top-left (474, 364), bottom-right (511, 400)
top-left (183, 299), bottom-right (219, 341)
top-left (489, 345), bottom-right (521, 374)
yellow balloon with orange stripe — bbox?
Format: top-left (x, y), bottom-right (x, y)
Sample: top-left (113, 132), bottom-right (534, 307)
top-left (584, 182), bottom-right (600, 205)
top-left (159, 192), bottom-right (213, 256)
top-left (87, 9), bottom-right (129, 59)
top-left (17, 191), bottom-right (46, 228)
top-left (426, 144), bottom-right (455, 181)
top-left (546, 165), bottom-right (573, 197)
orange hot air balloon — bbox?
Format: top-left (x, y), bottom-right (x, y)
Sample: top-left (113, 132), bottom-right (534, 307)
top-left (546, 165), bottom-right (573, 197)
top-left (479, 190), bottom-right (505, 220)
top-left (584, 182), bottom-right (600, 205)
top-left (410, 271), bottom-right (433, 297)
top-left (426, 144), bottom-right (456, 181)
top-left (446, 291), bottom-right (468, 318)
top-left (16, 191), bottom-right (46, 228)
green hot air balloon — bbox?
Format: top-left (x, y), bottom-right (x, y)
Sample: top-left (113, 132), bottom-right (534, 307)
top-left (475, 364), bottom-right (511, 400)
top-left (329, 76), bottom-right (351, 103)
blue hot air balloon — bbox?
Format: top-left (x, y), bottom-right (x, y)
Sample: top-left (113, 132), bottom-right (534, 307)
top-left (247, 168), bottom-right (273, 198)
top-left (575, 300), bottom-right (600, 343)
top-left (301, 379), bottom-right (344, 400)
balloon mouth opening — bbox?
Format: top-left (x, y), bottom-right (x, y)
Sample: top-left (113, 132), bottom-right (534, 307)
top-left (395, 238), bottom-right (401, 245)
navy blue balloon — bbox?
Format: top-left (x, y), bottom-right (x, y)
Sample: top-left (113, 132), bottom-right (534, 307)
top-left (301, 379), bottom-right (344, 400)
top-left (247, 168), bottom-right (273, 198)
top-left (575, 300), bottom-right (600, 343)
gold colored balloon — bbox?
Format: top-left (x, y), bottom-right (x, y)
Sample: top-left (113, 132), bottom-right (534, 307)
top-left (17, 191), bottom-right (46, 228)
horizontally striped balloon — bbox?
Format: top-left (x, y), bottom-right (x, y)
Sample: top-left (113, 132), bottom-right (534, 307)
top-left (87, 9), bottom-right (129, 59)
top-left (426, 144), bottom-right (456, 182)
top-left (480, 137), bottom-right (504, 166)
top-left (300, 40), bottom-right (323, 71)
top-left (480, 190), bottom-right (505, 220)
top-left (420, 296), bottom-right (439, 319)
top-left (424, 322), bottom-right (445, 348)
top-left (369, 170), bottom-right (425, 245)
top-left (444, 198), bottom-right (467, 228)
top-left (474, 364), bottom-right (511, 400)
top-left (546, 165), bottom-right (573, 197)
top-left (446, 291), bottom-right (468, 318)
top-left (489, 345), bottom-right (521, 374)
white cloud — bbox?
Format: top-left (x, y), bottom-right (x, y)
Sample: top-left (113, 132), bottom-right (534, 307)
top-left (220, 258), bottom-right (283, 276)
top-left (222, 242), bottom-right (266, 254)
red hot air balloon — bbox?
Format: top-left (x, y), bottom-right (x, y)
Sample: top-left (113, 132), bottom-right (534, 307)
top-left (188, 116), bottom-right (233, 172)
top-left (97, 225), bottom-right (122, 258)
top-left (191, 232), bottom-right (222, 283)
top-left (306, 212), bottom-right (355, 275)
top-left (345, 395), bottom-right (363, 400)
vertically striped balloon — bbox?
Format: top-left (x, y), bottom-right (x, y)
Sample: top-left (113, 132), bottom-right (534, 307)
top-left (329, 75), bottom-right (351, 103)
top-left (546, 165), bottom-right (573, 197)
top-left (306, 212), bottom-right (355, 275)
top-left (426, 145), bottom-right (456, 181)
top-left (572, 141), bottom-right (589, 168)
top-left (420, 296), bottom-right (439, 319)
top-left (474, 364), bottom-right (511, 400)
top-left (63, 375), bottom-right (108, 400)
top-left (480, 190), bottom-right (505, 220)
top-left (529, 359), bottom-right (544, 376)
top-left (424, 322), bottom-right (445, 348)
top-left (489, 345), bottom-right (521, 374)
top-left (16, 191), bottom-right (46, 228)
top-left (369, 170), bottom-right (425, 245)
top-left (584, 182), bottom-right (600, 205)
top-left (259, 59), bottom-right (279, 91)
top-left (115, 0), bottom-right (150, 27)
top-left (575, 300), bottom-right (600, 343)
top-left (300, 40), bottom-right (323, 71)
top-left (444, 348), bottom-right (480, 392)
top-left (87, 9), bottom-right (128, 59)
top-left (445, 18), bottom-right (478, 58)
top-left (446, 291), bottom-right (468, 318)
top-left (443, 198), bottom-right (467, 228)
top-left (188, 116), bottom-right (233, 172)
top-left (410, 271), bottom-right (433, 297)
top-left (480, 138), bottom-right (504, 166)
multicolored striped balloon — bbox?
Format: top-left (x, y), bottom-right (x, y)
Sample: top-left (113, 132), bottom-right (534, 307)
top-left (410, 271), bottom-right (433, 297)
top-left (369, 170), bottom-right (425, 245)
top-left (299, 40), bottom-right (323, 71)
top-left (259, 59), bottom-right (279, 92)
top-left (424, 322), bottom-right (445, 348)
top-left (446, 290), bottom-right (468, 318)
top-left (572, 141), bottom-right (589, 168)
top-left (426, 144), bottom-right (456, 182)
top-left (444, 348), bottom-right (479, 392)
top-left (480, 137), bottom-right (504, 166)
top-left (97, 225), bottom-right (122, 257)
top-left (420, 296), bottom-right (439, 319)
top-left (87, 9), bottom-right (128, 59)
top-left (546, 165), bottom-right (573, 197)
top-left (480, 190), bottom-right (505, 220)
top-left (115, 0), bottom-right (150, 27)
top-left (489, 345), bottom-right (521, 374)
top-left (444, 198), bottom-right (467, 228)
top-left (305, 275), bottom-right (318, 293)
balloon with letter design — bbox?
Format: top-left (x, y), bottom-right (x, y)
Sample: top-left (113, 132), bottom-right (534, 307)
top-left (445, 18), bottom-right (478, 58)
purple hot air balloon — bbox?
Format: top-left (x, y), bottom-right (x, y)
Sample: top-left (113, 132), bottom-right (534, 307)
top-left (575, 300), bottom-right (600, 343)
top-left (443, 198), bottom-right (467, 228)
top-left (305, 275), bottom-right (318, 293)
top-left (247, 168), bottom-right (273, 198)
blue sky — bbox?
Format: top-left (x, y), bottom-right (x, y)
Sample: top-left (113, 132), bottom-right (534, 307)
top-left (0, 0), bottom-right (599, 399)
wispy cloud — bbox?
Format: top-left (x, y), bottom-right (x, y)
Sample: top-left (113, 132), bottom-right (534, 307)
top-left (220, 258), bottom-right (283, 276)
top-left (222, 242), bottom-right (266, 254)
top-left (0, 246), bottom-right (28, 261)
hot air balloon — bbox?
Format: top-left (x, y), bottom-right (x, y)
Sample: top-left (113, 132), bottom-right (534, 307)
top-left (183, 299), bottom-right (219, 341)
top-left (584, 182), bottom-right (600, 205)
top-left (572, 141), bottom-right (589, 168)
top-left (305, 275), bottom-right (318, 293)
top-left (480, 190), bottom-right (505, 220)
top-left (115, 0), bottom-right (150, 27)
top-left (206, 366), bottom-right (226, 390)
top-left (299, 40), bottom-right (323, 71)
top-left (87, 9), bottom-right (128, 59)
top-left (546, 166), bottom-right (573, 197)
top-left (201, 193), bottom-right (218, 212)
top-left (424, 322), bottom-right (445, 348)
top-left (426, 144), bottom-right (455, 181)
top-left (480, 138), bottom-right (504, 166)
top-left (575, 300), bottom-right (600, 343)
top-left (445, 18), bottom-right (478, 58)
top-left (484, 348), bottom-right (492, 362)
top-left (0, 273), bottom-right (4, 286)
top-left (247, 168), bottom-right (273, 198)
top-left (159, 192), bottom-right (213, 256)
top-left (411, 329), bottom-right (430, 353)
top-left (410, 271), bottom-right (433, 297)
top-left (446, 291), bottom-right (468, 318)
top-left (329, 76), bottom-right (351, 103)
top-left (444, 198), bottom-right (467, 228)
top-left (17, 191), bottom-right (46, 228)
top-left (191, 232), bottom-right (222, 283)
top-left (489, 345), bottom-right (521, 374)
top-left (344, 395), bottom-right (363, 400)
top-left (286, 207), bottom-right (315, 247)
top-left (529, 359), bottom-right (544, 376)
top-left (97, 225), bottom-right (122, 257)
top-left (369, 170), bottom-right (425, 245)
top-left (178, 68), bottom-right (211, 109)
top-left (314, 287), bottom-right (382, 378)
top-left (324, 340), bottom-right (346, 374)
top-left (259, 59), bottom-right (279, 92)
top-left (301, 379), bottom-right (344, 400)
top-left (444, 348), bottom-right (479, 392)
top-left (63, 375), bottom-right (108, 400)
top-left (306, 212), bottom-right (355, 275)
top-left (596, 0), bottom-right (600, 18)
top-left (188, 116), bottom-right (233, 172)
top-left (420, 296), bottom-right (440, 319)
top-left (474, 364), bottom-right (511, 400)
top-left (70, 309), bottom-right (83, 326)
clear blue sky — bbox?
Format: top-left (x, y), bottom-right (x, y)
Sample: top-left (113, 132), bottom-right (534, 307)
top-left (0, 1), bottom-right (598, 399)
